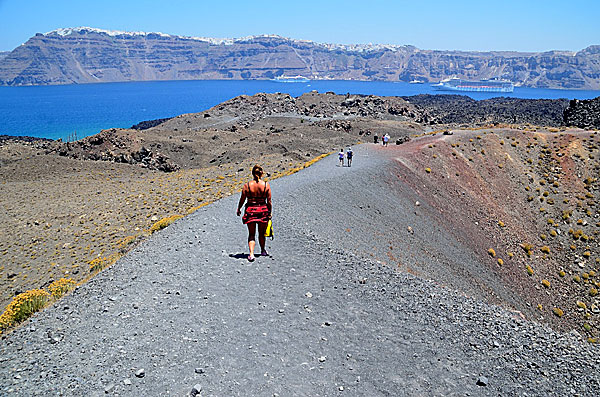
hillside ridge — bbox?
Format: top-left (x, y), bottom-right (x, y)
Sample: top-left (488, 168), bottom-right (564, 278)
top-left (1, 27), bottom-right (599, 88)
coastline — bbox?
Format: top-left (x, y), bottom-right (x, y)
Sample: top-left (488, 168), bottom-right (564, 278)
top-left (2, 81), bottom-right (600, 141)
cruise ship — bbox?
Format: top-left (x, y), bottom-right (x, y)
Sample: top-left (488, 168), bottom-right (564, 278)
top-left (272, 75), bottom-right (310, 83)
top-left (432, 78), bottom-right (514, 93)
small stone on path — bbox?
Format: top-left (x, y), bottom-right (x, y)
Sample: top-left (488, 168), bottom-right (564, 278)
top-left (190, 383), bottom-right (202, 396)
top-left (123, 378), bottom-right (132, 385)
top-left (476, 376), bottom-right (488, 386)
top-left (135, 368), bottom-right (145, 378)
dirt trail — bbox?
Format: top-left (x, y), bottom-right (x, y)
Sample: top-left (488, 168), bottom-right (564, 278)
top-left (1, 144), bottom-right (599, 396)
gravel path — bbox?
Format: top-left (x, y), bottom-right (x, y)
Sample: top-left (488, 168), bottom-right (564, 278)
top-left (2, 144), bottom-right (599, 396)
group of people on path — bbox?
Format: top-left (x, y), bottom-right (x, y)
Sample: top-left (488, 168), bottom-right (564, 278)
top-left (373, 133), bottom-right (390, 146)
top-left (235, 143), bottom-right (358, 260)
top-left (338, 147), bottom-right (354, 167)
top-left (236, 132), bottom-right (395, 260)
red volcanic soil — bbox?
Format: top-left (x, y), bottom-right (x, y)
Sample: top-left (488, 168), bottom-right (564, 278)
top-left (386, 128), bottom-right (600, 337)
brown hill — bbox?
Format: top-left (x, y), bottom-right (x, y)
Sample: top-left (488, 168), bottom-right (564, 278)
top-left (388, 128), bottom-right (600, 338)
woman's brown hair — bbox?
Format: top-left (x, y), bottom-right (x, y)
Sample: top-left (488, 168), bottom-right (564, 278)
top-left (252, 164), bottom-right (264, 179)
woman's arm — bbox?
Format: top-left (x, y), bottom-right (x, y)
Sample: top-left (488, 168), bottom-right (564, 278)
top-left (266, 182), bottom-right (272, 218)
top-left (236, 184), bottom-right (247, 216)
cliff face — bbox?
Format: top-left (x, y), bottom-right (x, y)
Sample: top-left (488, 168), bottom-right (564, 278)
top-left (1, 27), bottom-right (599, 89)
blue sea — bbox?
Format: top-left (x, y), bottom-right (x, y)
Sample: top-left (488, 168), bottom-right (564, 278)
top-left (1, 80), bottom-right (599, 141)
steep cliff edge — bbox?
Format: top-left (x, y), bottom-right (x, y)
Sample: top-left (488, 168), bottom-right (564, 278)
top-left (1, 27), bottom-right (599, 89)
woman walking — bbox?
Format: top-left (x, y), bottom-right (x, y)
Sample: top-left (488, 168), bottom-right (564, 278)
top-left (236, 165), bottom-right (272, 261)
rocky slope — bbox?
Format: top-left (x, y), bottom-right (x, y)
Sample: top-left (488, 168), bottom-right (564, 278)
top-left (1, 145), bottom-right (599, 395)
top-left (48, 92), bottom-right (585, 172)
top-left (1, 27), bottom-right (599, 89)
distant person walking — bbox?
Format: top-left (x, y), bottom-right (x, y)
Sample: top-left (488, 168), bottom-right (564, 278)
top-left (236, 165), bottom-right (272, 261)
top-left (346, 147), bottom-right (354, 167)
top-left (338, 149), bottom-right (345, 166)
top-left (383, 134), bottom-right (390, 147)
top-left (373, 134), bottom-right (379, 144)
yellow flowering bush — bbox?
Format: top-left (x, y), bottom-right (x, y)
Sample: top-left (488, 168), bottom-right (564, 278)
top-left (89, 253), bottom-right (121, 273)
top-left (0, 289), bottom-right (49, 333)
top-left (117, 235), bottom-right (137, 249)
top-left (149, 215), bottom-right (183, 233)
top-left (48, 278), bottom-right (76, 299)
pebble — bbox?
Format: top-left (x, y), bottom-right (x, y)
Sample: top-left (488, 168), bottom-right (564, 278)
top-left (190, 384), bottom-right (202, 396)
top-left (123, 378), bottom-right (132, 385)
top-left (104, 383), bottom-right (115, 393)
top-left (476, 376), bottom-right (488, 386)
top-left (318, 356), bottom-right (327, 362)
top-left (195, 367), bottom-right (205, 374)
top-left (135, 368), bottom-right (145, 378)
top-left (305, 292), bottom-right (313, 298)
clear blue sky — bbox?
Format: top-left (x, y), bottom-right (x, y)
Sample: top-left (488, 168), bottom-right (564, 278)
top-left (0, 0), bottom-right (598, 53)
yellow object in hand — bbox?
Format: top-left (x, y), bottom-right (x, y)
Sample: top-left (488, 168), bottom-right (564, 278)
top-left (265, 220), bottom-right (273, 239)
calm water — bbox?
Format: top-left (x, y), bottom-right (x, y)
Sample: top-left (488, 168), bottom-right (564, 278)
top-left (1, 80), bottom-right (599, 140)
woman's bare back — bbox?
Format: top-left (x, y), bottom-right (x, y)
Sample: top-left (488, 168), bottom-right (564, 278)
top-left (245, 180), bottom-right (269, 198)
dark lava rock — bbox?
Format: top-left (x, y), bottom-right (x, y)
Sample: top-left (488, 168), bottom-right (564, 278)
top-left (402, 94), bottom-right (569, 127)
top-left (563, 96), bottom-right (600, 128)
top-left (0, 135), bottom-right (53, 144)
top-left (131, 117), bottom-right (172, 130)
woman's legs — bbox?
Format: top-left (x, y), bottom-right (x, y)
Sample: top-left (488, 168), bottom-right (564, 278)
top-left (257, 222), bottom-right (268, 254)
top-left (247, 222), bottom-right (257, 258)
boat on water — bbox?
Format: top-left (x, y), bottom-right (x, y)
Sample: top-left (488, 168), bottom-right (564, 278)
top-left (409, 79), bottom-right (425, 84)
top-left (432, 77), bottom-right (514, 93)
top-left (272, 75), bottom-right (310, 83)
